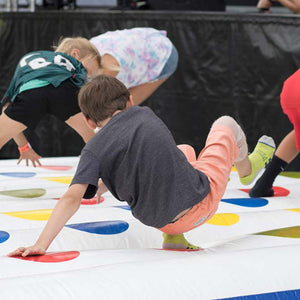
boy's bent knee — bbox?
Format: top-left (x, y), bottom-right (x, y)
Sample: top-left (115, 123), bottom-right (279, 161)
top-left (212, 116), bottom-right (237, 129)
top-left (212, 116), bottom-right (240, 141)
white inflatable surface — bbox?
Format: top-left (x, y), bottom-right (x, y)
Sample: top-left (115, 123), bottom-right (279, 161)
top-left (0, 157), bottom-right (300, 300)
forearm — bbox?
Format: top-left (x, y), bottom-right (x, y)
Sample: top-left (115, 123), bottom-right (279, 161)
top-left (8, 184), bottom-right (87, 257)
top-left (277, 0), bottom-right (300, 12)
top-left (34, 194), bottom-right (81, 250)
top-left (13, 132), bottom-right (28, 147)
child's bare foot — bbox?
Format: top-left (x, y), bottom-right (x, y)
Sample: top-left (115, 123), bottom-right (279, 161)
top-left (162, 233), bottom-right (200, 250)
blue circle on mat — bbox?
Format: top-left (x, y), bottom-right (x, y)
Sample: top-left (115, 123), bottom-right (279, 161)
top-left (0, 172), bottom-right (36, 178)
top-left (115, 205), bottom-right (131, 211)
top-left (0, 231), bottom-right (10, 243)
top-left (66, 221), bottom-right (129, 235)
top-left (221, 198), bottom-right (268, 207)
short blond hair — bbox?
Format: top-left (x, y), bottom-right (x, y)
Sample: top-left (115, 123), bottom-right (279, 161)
top-left (54, 37), bottom-right (101, 67)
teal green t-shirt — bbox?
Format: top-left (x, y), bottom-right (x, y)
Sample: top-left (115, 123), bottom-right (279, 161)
top-left (4, 51), bottom-right (87, 103)
top-left (19, 79), bottom-right (50, 94)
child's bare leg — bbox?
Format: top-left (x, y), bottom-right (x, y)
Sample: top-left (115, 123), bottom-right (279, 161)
top-left (128, 77), bottom-right (168, 106)
top-left (0, 113), bottom-right (26, 149)
top-left (212, 116), bottom-right (276, 185)
top-left (235, 135), bottom-right (276, 185)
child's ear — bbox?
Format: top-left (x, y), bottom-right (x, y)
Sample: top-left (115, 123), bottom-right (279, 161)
top-left (127, 95), bottom-right (134, 107)
top-left (70, 49), bottom-right (81, 60)
top-left (83, 115), bottom-right (97, 130)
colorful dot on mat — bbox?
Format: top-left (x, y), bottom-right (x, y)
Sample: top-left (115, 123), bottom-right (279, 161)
top-left (81, 196), bottom-right (105, 205)
top-left (157, 248), bottom-right (203, 252)
top-left (239, 186), bottom-right (290, 197)
top-left (0, 231), bottom-right (9, 243)
top-left (2, 209), bottom-right (52, 221)
top-left (39, 165), bottom-right (72, 171)
top-left (52, 197), bottom-right (105, 205)
top-left (286, 208), bottom-right (300, 213)
top-left (206, 213), bottom-right (240, 226)
top-left (12, 251), bottom-right (80, 263)
top-left (255, 226), bottom-right (300, 238)
top-left (114, 205), bottom-right (131, 210)
top-left (0, 188), bottom-right (46, 198)
top-left (280, 171), bottom-right (300, 178)
top-left (42, 176), bottom-right (73, 184)
top-left (221, 198), bottom-right (268, 208)
top-left (0, 172), bottom-right (36, 178)
top-left (66, 220), bottom-right (129, 235)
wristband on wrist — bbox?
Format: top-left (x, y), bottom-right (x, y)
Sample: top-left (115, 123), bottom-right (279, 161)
top-left (18, 143), bottom-right (31, 154)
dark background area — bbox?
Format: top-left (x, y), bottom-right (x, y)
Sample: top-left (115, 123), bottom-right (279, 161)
top-left (0, 8), bottom-right (300, 170)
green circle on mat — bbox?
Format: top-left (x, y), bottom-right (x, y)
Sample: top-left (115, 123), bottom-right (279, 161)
top-left (280, 171), bottom-right (300, 178)
top-left (256, 226), bottom-right (300, 238)
top-left (0, 188), bottom-right (46, 198)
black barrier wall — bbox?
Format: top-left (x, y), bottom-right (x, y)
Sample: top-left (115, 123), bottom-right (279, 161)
top-left (0, 11), bottom-right (300, 169)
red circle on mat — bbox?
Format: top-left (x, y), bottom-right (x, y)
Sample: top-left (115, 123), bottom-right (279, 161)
top-left (81, 197), bottom-right (104, 205)
top-left (272, 186), bottom-right (290, 197)
top-left (239, 186), bottom-right (290, 197)
top-left (13, 251), bottom-right (80, 263)
top-left (53, 197), bottom-right (104, 205)
top-left (39, 165), bottom-right (72, 171)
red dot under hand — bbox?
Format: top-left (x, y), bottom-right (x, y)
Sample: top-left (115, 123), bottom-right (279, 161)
top-left (81, 196), bottom-right (105, 205)
top-left (12, 251), bottom-right (80, 263)
top-left (53, 196), bottom-right (105, 205)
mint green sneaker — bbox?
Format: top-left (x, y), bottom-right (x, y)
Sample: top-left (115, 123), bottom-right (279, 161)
top-left (240, 135), bottom-right (276, 185)
top-left (162, 233), bottom-right (200, 251)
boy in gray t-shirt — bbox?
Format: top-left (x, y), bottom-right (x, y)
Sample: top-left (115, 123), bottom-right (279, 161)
top-left (9, 75), bottom-right (275, 257)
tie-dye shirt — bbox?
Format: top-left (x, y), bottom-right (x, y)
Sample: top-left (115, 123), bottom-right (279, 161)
top-left (90, 27), bottom-right (173, 88)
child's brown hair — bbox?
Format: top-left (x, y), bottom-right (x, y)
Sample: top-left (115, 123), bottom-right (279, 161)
top-left (78, 75), bottom-right (130, 124)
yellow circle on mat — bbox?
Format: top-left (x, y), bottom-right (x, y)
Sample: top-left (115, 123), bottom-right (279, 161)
top-left (206, 213), bottom-right (240, 226)
top-left (42, 176), bottom-right (73, 184)
top-left (287, 208), bottom-right (300, 213)
top-left (2, 209), bottom-right (53, 221)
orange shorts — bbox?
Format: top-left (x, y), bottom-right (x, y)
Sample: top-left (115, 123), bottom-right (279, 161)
top-left (159, 125), bottom-right (239, 235)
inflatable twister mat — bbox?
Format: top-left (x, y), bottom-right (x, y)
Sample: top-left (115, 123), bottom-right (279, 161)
top-left (0, 157), bottom-right (300, 300)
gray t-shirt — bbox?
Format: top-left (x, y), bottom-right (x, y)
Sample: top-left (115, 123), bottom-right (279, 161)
top-left (71, 106), bottom-right (210, 228)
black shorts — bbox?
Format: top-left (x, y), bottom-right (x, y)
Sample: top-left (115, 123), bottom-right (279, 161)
top-left (4, 79), bottom-right (81, 129)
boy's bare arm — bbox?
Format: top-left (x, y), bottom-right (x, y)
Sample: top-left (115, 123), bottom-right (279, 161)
top-left (278, 0), bottom-right (300, 13)
top-left (7, 183), bottom-right (88, 257)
